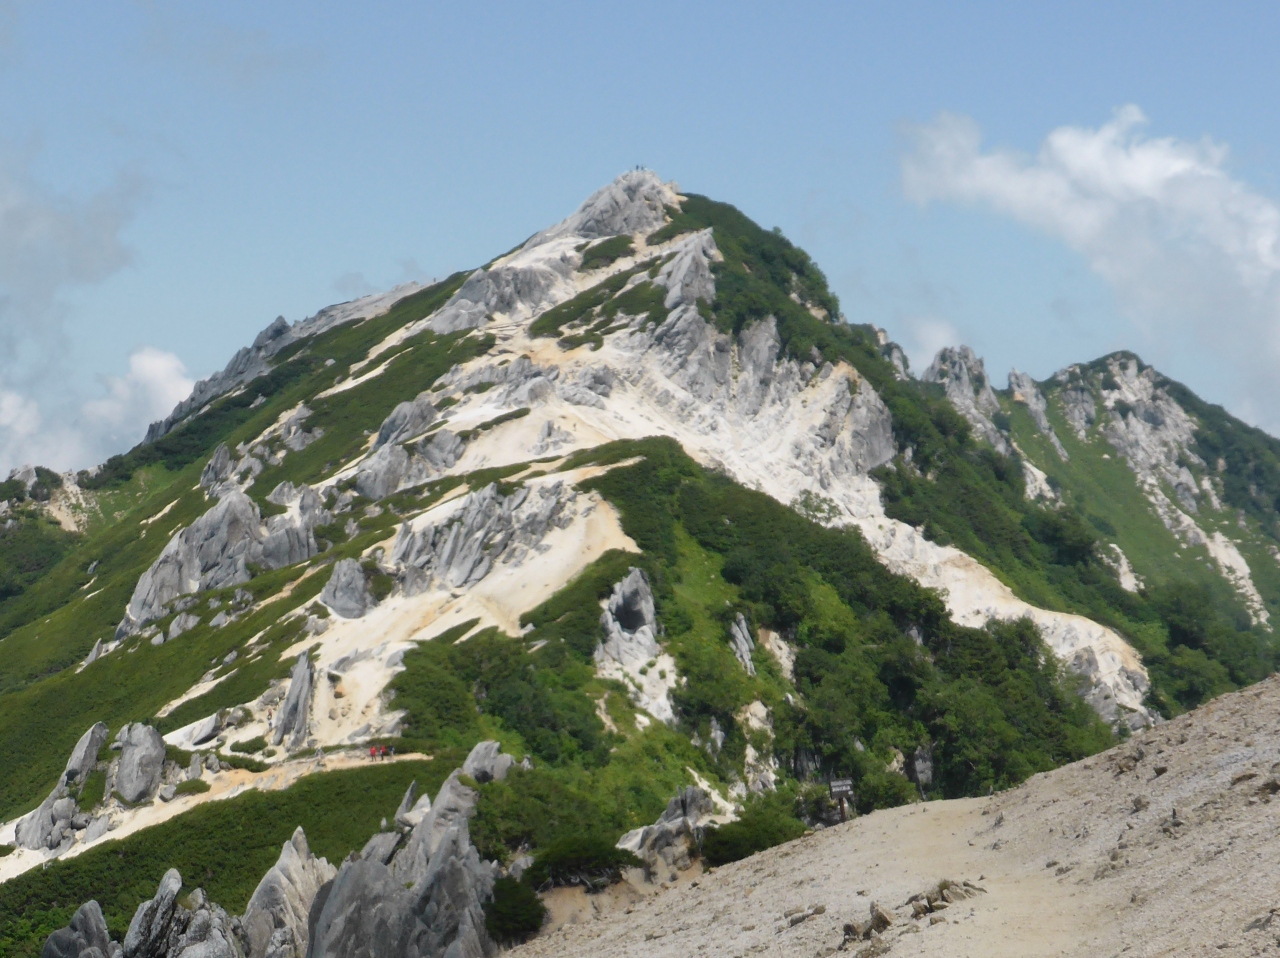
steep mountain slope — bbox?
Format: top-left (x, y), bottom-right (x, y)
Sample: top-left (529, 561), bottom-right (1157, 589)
top-left (0, 170), bottom-right (1277, 956)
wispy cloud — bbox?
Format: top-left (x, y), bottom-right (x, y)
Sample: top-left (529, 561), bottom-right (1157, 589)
top-left (0, 146), bottom-right (164, 473)
top-left (901, 107), bottom-right (1280, 426)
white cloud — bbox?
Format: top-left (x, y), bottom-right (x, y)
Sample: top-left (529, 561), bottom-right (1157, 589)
top-left (0, 348), bottom-right (193, 475)
top-left (0, 144), bottom-right (153, 475)
top-left (82, 347), bottom-right (193, 440)
top-left (901, 315), bottom-right (961, 374)
top-left (901, 107), bottom-right (1280, 427)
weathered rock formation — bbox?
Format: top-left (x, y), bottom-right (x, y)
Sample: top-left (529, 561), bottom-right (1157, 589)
top-left (40, 900), bottom-right (116, 958)
top-left (121, 869), bottom-right (242, 958)
top-left (146, 285), bottom-right (419, 443)
top-left (728, 613), bottom-right (756, 676)
top-left (616, 786), bottom-right (715, 880)
top-left (114, 723), bottom-right (166, 805)
top-left (1008, 369), bottom-right (1068, 460)
top-left (118, 485), bottom-right (329, 637)
top-left (238, 827), bottom-right (335, 958)
top-left (318, 559), bottom-right (371, 619)
top-left (596, 568), bottom-right (659, 670)
top-left (390, 482), bottom-right (574, 595)
top-left (355, 430), bottom-right (466, 501)
top-left (375, 393), bottom-right (439, 449)
top-left (306, 742), bottom-right (512, 958)
top-left (271, 654), bottom-right (313, 751)
top-left (592, 567), bottom-right (677, 725)
top-left (15, 722), bottom-right (109, 851)
top-left (923, 346), bottom-right (1009, 455)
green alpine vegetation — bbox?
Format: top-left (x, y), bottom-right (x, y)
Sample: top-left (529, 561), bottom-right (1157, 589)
top-left (4, 170), bottom-right (1280, 957)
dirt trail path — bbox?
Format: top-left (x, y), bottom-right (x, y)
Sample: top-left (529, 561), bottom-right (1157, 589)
top-left (514, 675), bottom-right (1280, 957)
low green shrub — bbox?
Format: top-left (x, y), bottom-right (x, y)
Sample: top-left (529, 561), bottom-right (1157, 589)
top-left (700, 792), bottom-right (806, 867)
top-left (77, 770), bottom-right (106, 812)
top-left (484, 877), bottom-right (546, 945)
top-left (230, 737), bottom-right (268, 754)
top-left (522, 834), bottom-right (642, 892)
top-left (579, 235), bottom-right (633, 271)
top-left (174, 779), bottom-right (210, 797)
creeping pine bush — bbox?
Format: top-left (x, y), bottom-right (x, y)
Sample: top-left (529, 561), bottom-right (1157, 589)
top-left (522, 835), bottom-right (642, 893)
top-left (701, 790), bottom-right (806, 867)
top-left (484, 878), bottom-right (547, 945)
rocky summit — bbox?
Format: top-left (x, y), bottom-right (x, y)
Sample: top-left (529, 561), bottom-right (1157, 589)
top-left (3, 171), bottom-right (1280, 956)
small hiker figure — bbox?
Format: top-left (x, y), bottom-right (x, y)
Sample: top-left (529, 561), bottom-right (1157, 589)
top-left (369, 745), bottom-right (377, 761)
top-left (380, 745), bottom-right (389, 760)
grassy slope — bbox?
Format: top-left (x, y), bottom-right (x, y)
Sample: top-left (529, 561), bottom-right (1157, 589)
top-left (1005, 369), bottom-right (1278, 712)
top-left (0, 276), bottom-right (493, 822)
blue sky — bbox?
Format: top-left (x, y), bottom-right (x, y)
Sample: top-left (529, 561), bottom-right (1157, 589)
top-left (3, 1), bottom-right (1280, 470)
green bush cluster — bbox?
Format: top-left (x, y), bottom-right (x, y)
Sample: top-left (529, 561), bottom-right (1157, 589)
top-left (701, 789), bottom-right (806, 867)
top-left (520, 834), bottom-right (642, 892)
top-left (484, 877), bottom-right (546, 945)
top-left (578, 235), bottom-right (634, 271)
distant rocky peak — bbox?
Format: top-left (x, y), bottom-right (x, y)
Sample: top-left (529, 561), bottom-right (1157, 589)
top-left (923, 345), bottom-right (1009, 455)
top-left (1008, 369), bottom-right (1068, 460)
top-left (524, 169), bottom-right (680, 249)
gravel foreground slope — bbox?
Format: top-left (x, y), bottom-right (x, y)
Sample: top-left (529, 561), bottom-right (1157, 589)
top-left (514, 674), bottom-right (1280, 957)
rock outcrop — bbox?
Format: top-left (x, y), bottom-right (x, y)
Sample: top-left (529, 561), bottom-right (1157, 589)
top-left (121, 869), bottom-right (242, 958)
top-left (319, 559), bottom-right (371, 619)
top-left (525, 169), bottom-right (677, 249)
top-left (307, 742), bottom-right (511, 958)
top-left (923, 346), bottom-right (1009, 455)
top-left (375, 393), bottom-right (439, 449)
top-left (728, 613), bottom-right (756, 675)
top-left (1008, 369), bottom-right (1067, 460)
top-left (145, 286), bottom-right (419, 443)
top-left (390, 482), bottom-right (574, 595)
top-left (40, 900), bottom-right (116, 958)
top-left (114, 723), bottom-right (166, 805)
top-left (118, 485), bottom-right (329, 637)
top-left (616, 786), bottom-right (715, 880)
top-left (593, 567), bottom-right (677, 725)
top-left (15, 722), bottom-right (109, 851)
top-left (271, 654), bottom-right (313, 751)
top-left (596, 568), bottom-right (659, 669)
top-left (355, 430), bottom-right (466, 501)
top-left (238, 827), bottom-right (335, 958)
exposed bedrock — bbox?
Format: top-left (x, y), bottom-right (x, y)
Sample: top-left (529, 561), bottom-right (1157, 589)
top-left (596, 568), bottom-right (659, 670)
top-left (355, 431), bottom-right (465, 501)
top-left (41, 900), bottom-right (116, 958)
top-left (319, 559), bottom-right (372, 619)
top-left (307, 742), bottom-right (512, 958)
top-left (525, 169), bottom-right (677, 249)
top-left (15, 722), bottom-right (109, 851)
top-left (271, 654), bottom-right (314, 750)
top-left (239, 827), bottom-right (335, 958)
top-left (390, 481), bottom-right (574, 595)
top-left (118, 485), bottom-right (329, 637)
top-left (146, 286), bottom-right (417, 443)
top-left (617, 786), bottom-right (715, 880)
top-left (922, 346), bottom-right (1009, 455)
top-left (375, 393), bottom-right (438, 449)
top-left (121, 869), bottom-right (242, 958)
top-left (1008, 369), bottom-right (1068, 460)
top-left (114, 723), bottom-right (166, 805)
